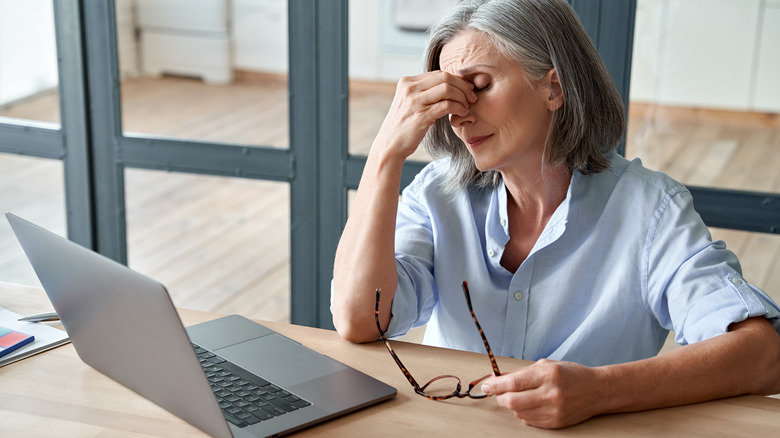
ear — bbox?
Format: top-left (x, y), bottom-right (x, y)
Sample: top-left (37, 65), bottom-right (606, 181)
top-left (544, 68), bottom-right (564, 111)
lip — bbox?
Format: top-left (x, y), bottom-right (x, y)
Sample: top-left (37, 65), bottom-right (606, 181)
top-left (466, 134), bottom-right (493, 148)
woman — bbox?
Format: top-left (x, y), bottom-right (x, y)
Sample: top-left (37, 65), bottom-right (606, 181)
top-left (331, 0), bottom-right (780, 429)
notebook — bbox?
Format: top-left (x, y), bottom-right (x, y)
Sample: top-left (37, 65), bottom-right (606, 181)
top-left (7, 213), bottom-right (396, 438)
top-left (0, 326), bottom-right (34, 358)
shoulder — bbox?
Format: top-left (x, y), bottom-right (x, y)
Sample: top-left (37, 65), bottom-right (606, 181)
top-left (402, 158), bottom-right (452, 197)
top-left (601, 152), bottom-right (690, 204)
top-left (571, 153), bottom-right (698, 237)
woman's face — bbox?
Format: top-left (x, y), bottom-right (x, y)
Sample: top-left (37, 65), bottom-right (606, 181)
top-left (439, 30), bottom-right (559, 178)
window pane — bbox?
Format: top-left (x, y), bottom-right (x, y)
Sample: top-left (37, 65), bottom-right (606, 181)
top-left (126, 169), bottom-right (290, 323)
top-left (348, 0), bottom-right (456, 162)
top-left (0, 0), bottom-right (60, 126)
top-left (118, 0), bottom-right (289, 148)
top-left (0, 154), bottom-right (66, 286)
top-left (627, 0), bottom-right (780, 193)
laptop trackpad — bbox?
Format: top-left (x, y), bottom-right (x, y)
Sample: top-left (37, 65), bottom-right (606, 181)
top-left (215, 334), bottom-right (347, 388)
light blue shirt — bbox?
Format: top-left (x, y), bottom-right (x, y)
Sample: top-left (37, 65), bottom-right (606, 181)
top-left (383, 153), bottom-right (780, 366)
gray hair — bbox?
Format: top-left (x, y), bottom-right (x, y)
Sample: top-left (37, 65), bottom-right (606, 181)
top-left (422, 0), bottom-right (626, 194)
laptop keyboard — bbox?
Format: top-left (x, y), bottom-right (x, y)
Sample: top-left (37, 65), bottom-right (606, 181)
top-left (193, 343), bottom-right (312, 428)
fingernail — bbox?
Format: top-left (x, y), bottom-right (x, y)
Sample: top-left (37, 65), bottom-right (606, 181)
top-left (481, 384), bottom-right (490, 394)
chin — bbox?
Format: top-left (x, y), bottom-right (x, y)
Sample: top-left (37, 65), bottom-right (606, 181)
top-left (471, 158), bottom-right (497, 173)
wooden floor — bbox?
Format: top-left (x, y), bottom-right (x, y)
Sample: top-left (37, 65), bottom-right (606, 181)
top-left (1, 74), bottom-right (779, 329)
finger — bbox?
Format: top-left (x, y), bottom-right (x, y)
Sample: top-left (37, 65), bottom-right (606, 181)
top-left (398, 89), bottom-right (470, 121)
top-left (406, 71), bottom-right (477, 106)
top-left (407, 70), bottom-right (474, 92)
top-left (426, 98), bottom-right (470, 119)
top-left (435, 71), bottom-right (479, 104)
top-left (481, 368), bottom-right (543, 396)
top-left (500, 396), bottom-right (580, 430)
top-left (505, 403), bottom-right (560, 429)
top-left (495, 390), bottom-right (544, 414)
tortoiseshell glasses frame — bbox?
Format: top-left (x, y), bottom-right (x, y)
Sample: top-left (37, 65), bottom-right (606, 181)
top-left (374, 281), bottom-right (501, 400)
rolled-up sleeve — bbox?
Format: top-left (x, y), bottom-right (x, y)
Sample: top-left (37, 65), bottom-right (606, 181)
top-left (385, 171), bottom-right (439, 338)
top-left (682, 272), bottom-right (780, 343)
top-left (645, 190), bottom-right (780, 346)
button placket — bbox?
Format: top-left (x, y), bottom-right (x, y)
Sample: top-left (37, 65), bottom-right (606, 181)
top-left (501, 258), bottom-right (534, 358)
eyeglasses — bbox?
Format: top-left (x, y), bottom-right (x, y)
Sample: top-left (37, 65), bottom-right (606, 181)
top-left (374, 281), bottom-right (501, 400)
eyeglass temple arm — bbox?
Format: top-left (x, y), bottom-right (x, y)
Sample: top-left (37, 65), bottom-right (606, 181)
top-left (375, 289), bottom-right (424, 390)
top-left (461, 281), bottom-right (501, 376)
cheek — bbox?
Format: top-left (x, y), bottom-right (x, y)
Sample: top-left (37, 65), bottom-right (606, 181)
top-left (477, 97), bottom-right (511, 123)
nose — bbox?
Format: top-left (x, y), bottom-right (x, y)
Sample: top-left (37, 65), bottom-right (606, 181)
top-left (450, 107), bottom-right (476, 128)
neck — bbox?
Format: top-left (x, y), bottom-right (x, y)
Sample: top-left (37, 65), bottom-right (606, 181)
top-left (502, 163), bottom-right (572, 222)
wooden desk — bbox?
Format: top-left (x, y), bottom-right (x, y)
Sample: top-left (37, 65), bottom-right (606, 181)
top-left (2, 281), bottom-right (780, 437)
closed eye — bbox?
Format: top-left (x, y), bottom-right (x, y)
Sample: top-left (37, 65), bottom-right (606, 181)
top-left (473, 84), bottom-right (490, 93)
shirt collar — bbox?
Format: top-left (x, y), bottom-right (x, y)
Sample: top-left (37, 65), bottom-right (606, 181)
top-left (531, 171), bottom-right (575, 253)
top-left (490, 171), bottom-right (577, 258)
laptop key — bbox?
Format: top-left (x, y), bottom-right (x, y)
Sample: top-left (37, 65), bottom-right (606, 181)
top-left (269, 398), bottom-right (298, 412)
top-left (244, 414), bottom-right (262, 425)
top-left (292, 399), bottom-right (312, 409)
top-left (253, 409), bottom-right (275, 421)
top-left (261, 404), bottom-right (287, 417)
top-left (260, 393), bottom-right (277, 402)
top-left (222, 412), bottom-right (247, 428)
top-left (265, 384), bottom-right (282, 393)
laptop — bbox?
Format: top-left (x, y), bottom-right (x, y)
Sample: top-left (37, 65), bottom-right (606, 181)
top-left (7, 213), bottom-right (396, 438)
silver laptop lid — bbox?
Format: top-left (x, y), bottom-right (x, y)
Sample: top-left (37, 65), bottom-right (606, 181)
top-left (7, 213), bottom-right (233, 438)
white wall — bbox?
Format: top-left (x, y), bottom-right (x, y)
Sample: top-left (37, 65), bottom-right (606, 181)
top-left (753, 1), bottom-right (780, 111)
top-left (349, 0), bottom-right (437, 82)
top-left (228, 0), bottom-right (429, 81)
top-left (630, 0), bottom-right (780, 112)
top-left (232, 0), bottom-right (288, 73)
top-left (116, 0), bottom-right (139, 78)
top-left (0, 0), bottom-right (58, 106)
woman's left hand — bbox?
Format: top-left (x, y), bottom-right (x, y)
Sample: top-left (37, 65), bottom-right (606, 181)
top-left (481, 359), bottom-right (610, 429)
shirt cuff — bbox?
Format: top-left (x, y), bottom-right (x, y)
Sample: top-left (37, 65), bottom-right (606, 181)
top-left (679, 273), bottom-right (780, 345)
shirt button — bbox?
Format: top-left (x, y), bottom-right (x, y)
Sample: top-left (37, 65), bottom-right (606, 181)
top-left (731, 277), bottom-right (744, 285)
top-left (488, 249), bottom-right (496, 257)
top-left (514, 291), bottom-right (523, 300)
top-left (500, 218), bottom-right (507, 227)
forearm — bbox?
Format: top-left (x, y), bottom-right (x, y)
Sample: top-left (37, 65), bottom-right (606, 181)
top-left (332, 146), bottom-right (406, 342)
top-left (599, 317), bottom-right (780, 415)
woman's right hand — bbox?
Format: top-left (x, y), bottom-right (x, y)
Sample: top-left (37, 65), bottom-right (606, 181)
top-left (333, 71), bottom-right (475, 343)
top-left (373, 70), bottom-right (477, 160)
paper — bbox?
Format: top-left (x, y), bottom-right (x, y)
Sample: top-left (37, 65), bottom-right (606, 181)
top-left (0, 308), bottom-right (70, 367)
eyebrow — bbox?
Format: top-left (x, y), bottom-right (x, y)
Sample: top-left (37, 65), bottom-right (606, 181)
top-left (454, 64), bottom-right (494, 77)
